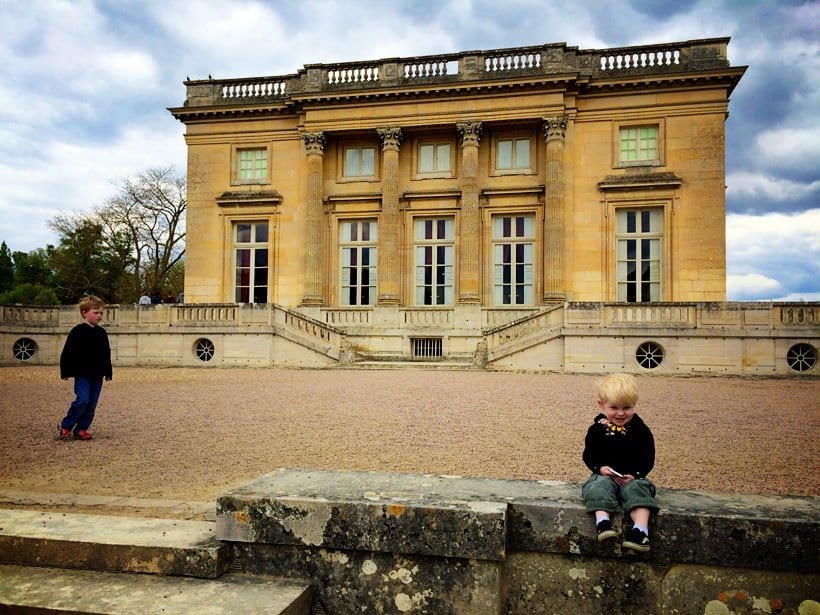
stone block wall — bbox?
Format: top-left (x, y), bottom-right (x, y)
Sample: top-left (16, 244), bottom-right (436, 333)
top-left (215, 469), bottom-right (818, 614)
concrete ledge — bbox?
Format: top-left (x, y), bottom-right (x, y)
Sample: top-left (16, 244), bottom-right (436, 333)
top-left (0, 564), bottom-right (314, 614)
top-left (217, 469), bottom-right (819, 614)
top-left (217, 470), bottom-right (508, 560)
top-left (0, 509), bottom-right (230, 578)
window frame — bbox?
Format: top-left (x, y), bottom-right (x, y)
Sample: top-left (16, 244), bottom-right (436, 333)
top-left (414, 137), bottom-right (455, 179)
top-left (232, 220), bottom-right (270, 304)
top-left (413, 217), bottom-right (456, 306)
top-left (615, 208), bottom-right (663, 303)
top-left (613, 120), bottom-right (665, 168)
top-left (491, 131), bottom-right (536, 176)
top-left (339, 142), bottom-right (379, 181)
top-left (339, 219), bottom-right (378, 307)
top-left (231, 144), bottom-right (272, 185)
top-left (491, 213), bottom-right (536, 306)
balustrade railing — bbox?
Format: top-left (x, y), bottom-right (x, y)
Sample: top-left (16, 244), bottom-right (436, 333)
top-left (484, 49), bottom-right (541, 72)
top-left (604, 304), bottom-right (696, 326)
top-left (402, 309), bottom-right (451, 326)
top-left (777, 305), bottom-right (817, 326)
top-left (323, 309), bottom-right (371, 326)
top-left (180, 39), bottom-right (731, 108)
top-left (1, 306), bottom-right (60, 325)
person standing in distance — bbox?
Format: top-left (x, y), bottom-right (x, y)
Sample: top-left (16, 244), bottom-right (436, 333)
top-left (58, 295), bottom-right (112, 441)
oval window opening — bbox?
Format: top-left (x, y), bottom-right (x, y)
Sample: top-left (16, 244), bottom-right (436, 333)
top-left (13, 338), bottom-right (38, 362)
top-left (786, 343), bottom-right (817, 373)
top-left (636, 341), bottom-right (663, 369)
top-left (194, 338), bottom-right (215, 362)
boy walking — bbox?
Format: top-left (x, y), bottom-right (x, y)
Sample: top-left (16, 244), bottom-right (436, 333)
top-left (581, 373), bottom-right (658, 552)
top-left (58, 295), bottom-right (112, 441)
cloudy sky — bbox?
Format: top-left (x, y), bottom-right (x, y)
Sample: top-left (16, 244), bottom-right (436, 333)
top-left (1, 0), bottom-right (817, 301)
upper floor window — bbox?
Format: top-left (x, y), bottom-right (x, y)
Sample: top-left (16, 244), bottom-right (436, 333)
top-left (234, 221), bottom-right (269, 304)
top-left (418, 142), bottom-right (452, 175)
top-left (496, 137), bottom-right (531, 172)
top-left (340, 220), bottom-right (377, 306)
top-left (492, 215), bottom-right (534, 305)
top-left (415, 218), bottom-right (454, 306)
top-left (236, 147), bottom-right (268, 182)
top-left (619, 125), bottom-right (659, 165)
top-left (343, 145), bottom-right (376, 178)
top-left (616, 208), bottom-right (662, 302)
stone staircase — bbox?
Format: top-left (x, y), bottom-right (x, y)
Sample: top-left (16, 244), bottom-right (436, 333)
top-left (0, 508), bottom-right (314, 614)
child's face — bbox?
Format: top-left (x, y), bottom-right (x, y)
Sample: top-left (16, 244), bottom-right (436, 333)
top-left (597, 399), bottom-right (635, 426)
top-left (82, 307), bottom-right (104, 326)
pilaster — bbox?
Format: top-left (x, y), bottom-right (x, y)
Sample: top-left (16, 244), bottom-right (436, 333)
top-left (300, 131), bottom-right (326, 306)
top-left (376, 127), bottom-right (402, 306)
top-left (542, 116), bottom-right (568, 303)
top-left (456, 122), bottom-right (483, 304)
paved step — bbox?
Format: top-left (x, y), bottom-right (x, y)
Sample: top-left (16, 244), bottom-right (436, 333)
top-left (345, 360), bottom-right (478, 370)
top-left (0, 564), bottom-right (314, 614)
top-left (0, 509), bottom-right (228, 578)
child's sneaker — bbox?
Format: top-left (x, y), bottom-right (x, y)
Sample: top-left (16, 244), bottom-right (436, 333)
top-left (623, 527), bottom-right (651, 552)
top-left (596, 519), bottom-right (618, 542)
top-left (75, 430), bottom-right (93, 441)
top-left (58, 425), bottom-right (72, 440)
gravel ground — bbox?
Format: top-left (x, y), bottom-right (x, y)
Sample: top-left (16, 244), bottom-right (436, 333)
top-left (1, 366), bottom-right (818, 503)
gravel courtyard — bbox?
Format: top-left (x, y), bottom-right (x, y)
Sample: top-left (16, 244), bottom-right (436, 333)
top-left (1, 366), bottom-right (818, 503)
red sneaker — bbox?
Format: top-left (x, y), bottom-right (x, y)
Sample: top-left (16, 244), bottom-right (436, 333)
top-left (75, 430), bottom-right (93, 441)
top-left (58, 426), bottom-right (72, 440)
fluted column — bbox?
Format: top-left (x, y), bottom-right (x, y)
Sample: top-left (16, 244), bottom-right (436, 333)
top-left (543, 116), bottom-right (568, 303)
top-left (376, 127), bottom-right (402, 305)
top-left (456, 121), bottom-right (482, 304)
top-left (300, 131), bottom-right (326, 306)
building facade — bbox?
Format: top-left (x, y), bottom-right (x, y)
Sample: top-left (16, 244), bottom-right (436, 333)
top-left (169, 38), bottom-right (745, 311)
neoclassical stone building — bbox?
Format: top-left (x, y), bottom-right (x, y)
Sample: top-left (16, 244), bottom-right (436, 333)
top-left (9, 38), bottom-right (818, 375)
top-left (170, 38), bottom-right (745, 311)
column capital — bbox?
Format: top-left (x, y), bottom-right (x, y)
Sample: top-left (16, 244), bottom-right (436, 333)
top-left (543, 116), bottom-right (568, 142)
top-left (377, 127), bottom-right (403, 151)
top-left (300, 131), bottom-right (326, 155)
top-left (456, 121), bottom-right (483, 147)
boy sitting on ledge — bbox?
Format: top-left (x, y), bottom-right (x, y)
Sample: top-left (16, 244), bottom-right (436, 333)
top-left (581, 373), bottom-right (658, 552)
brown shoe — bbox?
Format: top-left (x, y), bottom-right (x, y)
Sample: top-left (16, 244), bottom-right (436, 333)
top-left (75, 430), bottom-right (93, 440)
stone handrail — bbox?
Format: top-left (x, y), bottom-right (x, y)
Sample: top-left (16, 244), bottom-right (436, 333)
top-left (274, 306), bottom-right (343, 360)
top-left (485, 305), bottom-right (564, 360)
top-left (179, 38), bottom-right (733, 107)
top-left (604, 303), bottom-right (697, 327)
top-left (401, 308), bottom-right (451, 326)
top-left (0, 305), bottom-right (61, 325)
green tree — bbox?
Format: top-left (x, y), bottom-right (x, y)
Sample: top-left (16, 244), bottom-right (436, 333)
top-left (12, 249), bottom-right (55, 288)
top-left (0, 242), bottom-right (13, 293)
top-left (0, 283), bottom-right (58, 305)
top-left (47, 220), bottom-right (125, 303)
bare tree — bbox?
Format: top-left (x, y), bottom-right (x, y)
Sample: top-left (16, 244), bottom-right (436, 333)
top-left (100, 166), bottom-right (186, 298)
top-left (49, 166), bottom-right (186, 302)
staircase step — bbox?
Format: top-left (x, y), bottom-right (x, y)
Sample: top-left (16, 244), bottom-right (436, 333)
top-left (0, 509), bottom-right (229, 578)
top-left (346, 360), bottom-right (478, 370)
top-left (0, 564), bottom-right (314, 614)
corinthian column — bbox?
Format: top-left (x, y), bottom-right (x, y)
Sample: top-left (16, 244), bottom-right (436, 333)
top-left (543, 116), bottom-right (568, 303)
top-left (300, 131), bottom-right (326, 306)
top-left (376, 127), bottom-right (402, 305)
top-left (456, 121), bottom-right (482, 304)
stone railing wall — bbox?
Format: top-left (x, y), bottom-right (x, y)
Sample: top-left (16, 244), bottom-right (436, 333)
top-left (180, 38), bottom-right (732, 107)
top-left (217, 468), bottom-right (819, 614)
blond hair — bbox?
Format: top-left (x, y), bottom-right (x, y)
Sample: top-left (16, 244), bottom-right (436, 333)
top-left (596, 373), bottom-right (638, 406)
top-left (78, 295), bottom-right (105, 314)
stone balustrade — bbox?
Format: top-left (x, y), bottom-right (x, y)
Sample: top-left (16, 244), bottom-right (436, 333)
top-left (179, 38), bottom-right (733, 107)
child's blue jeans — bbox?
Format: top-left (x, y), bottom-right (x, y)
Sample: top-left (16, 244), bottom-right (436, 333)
top-left (582, 473), bottom-right (658, 514)
top-left (61, 377), bottom-right (104, 432)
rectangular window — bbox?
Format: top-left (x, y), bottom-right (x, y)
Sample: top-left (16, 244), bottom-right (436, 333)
top-left (237, 148), bottom-right (268, 182)
top-left (492, 215), bottom-right (534, 305)
top-left (496, 137), bottom-right (531, 170)
top-left (343, 146), bottom-right (376, 178)
top-left (616, 209), bottom-right (662, 302)
top-left (619, 126), bottom-right (658, 164)
top-left (414, 218), bottom-right (454, 306)
top-left (234, 221), bottom-right (269, 304)
top-left (419, 143), bottom-right (451, 174)
top-left (340, 220), bottom-right (378, 306)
